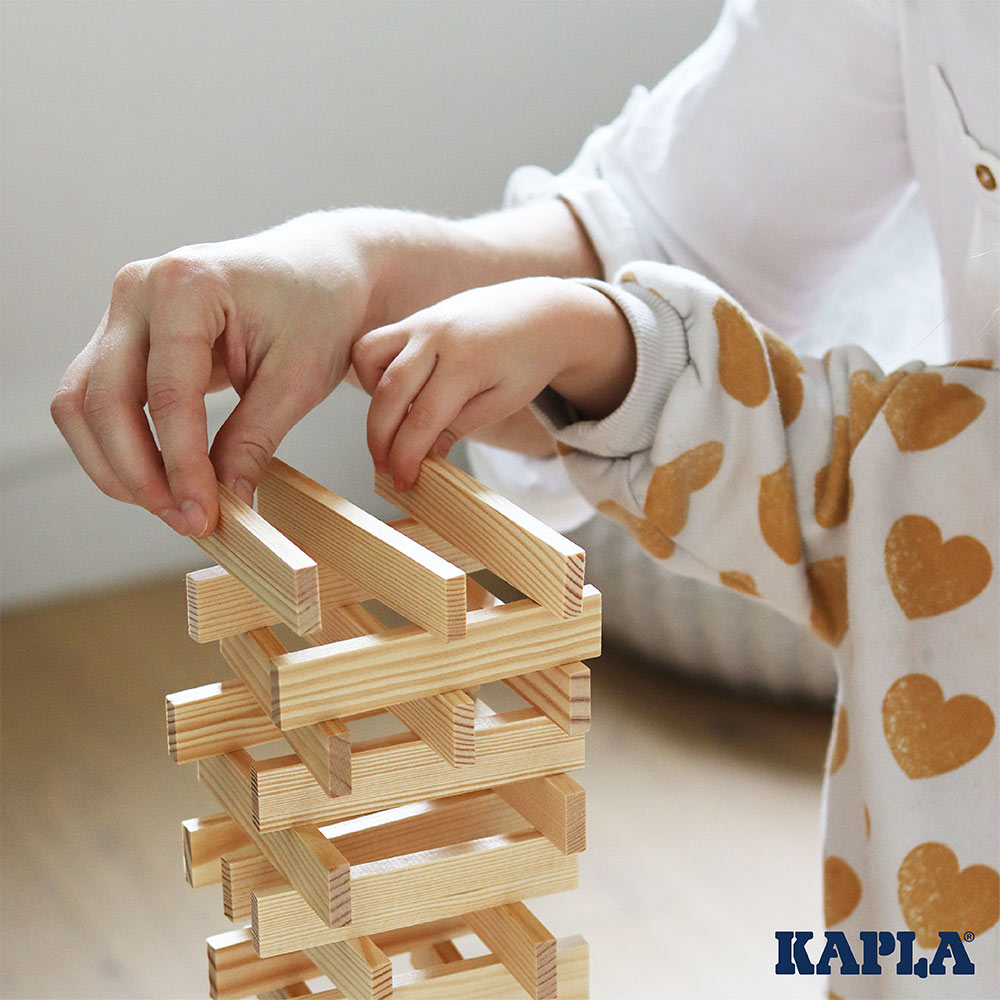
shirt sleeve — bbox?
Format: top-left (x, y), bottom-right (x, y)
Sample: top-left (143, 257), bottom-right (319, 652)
top-left (534, 259), bottom-right (997, 646)
top-left (507, 0), bottom-right (914, 337)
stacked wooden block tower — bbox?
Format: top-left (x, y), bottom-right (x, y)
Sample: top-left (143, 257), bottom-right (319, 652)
top-left (166, 455), bottom-right (601, 999)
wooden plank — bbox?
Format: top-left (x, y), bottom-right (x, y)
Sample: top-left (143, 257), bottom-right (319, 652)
top-left (258, 985), bottom-right (313, 1000)
top-left (208, 927), bottom-right (318, 1000)
top-left (463, 902), bottom-right (557, 999)
top-left (284, 718), bottom-right (352, 798)
top-left (251, 831), bottom-right (578, 956)
top-left (325, 791), bottom-right (528, 866)
top-left (187, 518), bottom-right (483, 643)
top-left (167, 679), bottom-right (280, 764)
top-left (495, 774), bottom-right (586, 855)
top-left (258, 460), bottom-right (466, 641)
top-left (504, 663), bottom-right (591, 737)
top-left (389, 690), bottom-right (476, 767)
top-left (375, 456), bottom-right (585, 619)
top-left (183, 812), bottom-right (252, 888)
top-left (269, 589), bottom-right (601, 729)
top-left (208, 921), bottom-right (468, 1000)
top-left (305, 938), bottom-right (392, 1000)
top-left (409, 940), bottom-right (463, 970)
top-left (252, 709), bottom-right (585, 832)
top-left (195, 481), bottom-right (321, 635)
top-left (222, 844), bottom-right (284, 921)
top-left (199, 750), bottom-right (351, 928)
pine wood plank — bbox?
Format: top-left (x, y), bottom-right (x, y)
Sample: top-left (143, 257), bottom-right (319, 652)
top-left (199, 750), bottom-right (351, 928)
top-left (258, 985), bottom-right (314, 1000)
top-left (305, 937), bottom-right (392, 1000)
top-left (187, 518), bottom-right (483, 644)
top-left (269, 589), bottom-right (601, 730)
top-left (495, 774), bottom-right (586, 855)
top-left (251, 709), bottom-right (585, 832)
top-left (375, 456), bottom-right (585, 619)
top-left (504, 664), bottom-right (591, 737)
top-left (183, 812), bottom-right (252, 888)
top-left (251, 831), bottom-right (578, 956)
top-left (222, 844), bottom-right (284, 921)
top-left (167, 679), bottom-right (280, 764)
top-left (208, 920), bottom-right (468, 1000)
top-left (194, 482), bottom-right (321, 635)
top-left (284, 719), bottom-right (352, 798)
top-left (388, 689), bottom-right (476, 767)
top-left (408, 939), bottom-right (463, 970)
top-left (258, 460), bottom-right (466, 641)
top-left (208, 927), bottom-right (319, 1000)
top-left (463, 903), bottom-right (557, 999)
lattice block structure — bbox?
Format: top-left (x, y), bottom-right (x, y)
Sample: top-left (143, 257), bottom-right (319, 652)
top-left (167, 456), bottom-right (599, 998)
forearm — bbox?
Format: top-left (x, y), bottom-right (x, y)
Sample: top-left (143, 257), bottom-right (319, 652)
top-left (340, 200), bottom-right (603, 333)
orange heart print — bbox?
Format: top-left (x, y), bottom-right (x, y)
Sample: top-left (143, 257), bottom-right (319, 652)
top-left (882, 673), bottom-right (995, 779)
top-left (898, 843), bottom-right (999, 948)
top-left (883, 372), bottom-right (985, 451)
top-left (884, 515), bottom-right (992, 619)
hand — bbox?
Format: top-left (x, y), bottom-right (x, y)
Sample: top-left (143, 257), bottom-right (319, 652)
top-left (351, 277), bottom-right (635, 490)
top-left (50, 213), bottom-right (377, 536)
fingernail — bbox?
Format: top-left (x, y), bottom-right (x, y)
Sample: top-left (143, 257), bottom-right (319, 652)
top-left (181, 500), bottom-right (209, 537)
top-left (158, 508), bottom-right (190, 536)
top-left (234, 478), bottom-right (254, 506)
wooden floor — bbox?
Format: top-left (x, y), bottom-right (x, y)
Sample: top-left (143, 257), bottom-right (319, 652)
top-left (1, 576), bottom-right (832, 999)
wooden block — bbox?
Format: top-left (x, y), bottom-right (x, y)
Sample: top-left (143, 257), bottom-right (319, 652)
top-left (269, 588), bottom-right (601, 729)
top-left (388, 690), bottom-right (476, 767)
top-left (258, 985), bottom-right (314, 1000)
top-left (187, 518), bottom-right (483, 644)
top-left (325, 790), bottom-right (528, 867)
top-left (208, 920), bottom-right (467, 1000)
top-left (383, 935), bottom-right (588, 1000)
top-left (258, 460), bottom-right (466, 641)
top-left (208, 927), bottom-right (319, 999)
top-left (251, 830), bottom-right (578, 956)
top-left (199, 750), bottom-right (351, 928)
top-left (463, 902), bottom-right (557, 999)
top-left (375, 456), bottom-right (585, 619)
top-left (195, 482), bottom-right (321, 635)
top-left (504, 663), bottom-right (591, 737)
top-left (495, 774), bottom-right (586, 855)
top-left (305, 938), bottom-right (392, 1000)
top-left (183, 812), bottom-right (252, 888)
top-left (168, 679), bottom-right (281, 764)
top-left (409, 940), bottom-right (463, 971)
top-left (284, 718), bottom-right (352, 798)
top-left (251, 708), bottom-right (585, 832)
top-left (222, 844), bottom-right (283, 921)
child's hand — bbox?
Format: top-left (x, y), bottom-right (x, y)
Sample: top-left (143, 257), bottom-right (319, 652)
top-left (351, 277), bottom-right (635, 490)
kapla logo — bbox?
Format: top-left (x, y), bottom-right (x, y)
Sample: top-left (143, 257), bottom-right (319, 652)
top-left (775, 930), bottom-right (975, 979)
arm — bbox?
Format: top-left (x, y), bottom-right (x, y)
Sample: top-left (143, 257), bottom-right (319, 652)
top-left (50, 199), bottom-right (600, 536)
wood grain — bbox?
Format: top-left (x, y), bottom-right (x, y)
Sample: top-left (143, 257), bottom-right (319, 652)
top-left (194, 482), bottom-right (320, 635)
top-left (376, 456), bottom-right (585, 619)
top-left (182, 812), bottom-right (251, 888)
top-left (504, 663), bottom-right (591, 736)
top-left (252, 831), bottom-right (578, 955)
top-left (251, 708), bottom-right (585, 832)
top-left (463, 902), bottom-right (557, 999)
top-left (258, 460), bottom-right (466, 641)
top-left (269, 589), bottom-right (601, 729)
top-left (199, 750), bottom-right (351, 929)
top-left (305, 937), bottom-right (392, 1000)
top-left (495, 774), bottom-right (586, 855)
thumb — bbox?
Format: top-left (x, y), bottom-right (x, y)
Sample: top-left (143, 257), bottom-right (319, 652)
top-left (209, 374), bottom-right (317, 503)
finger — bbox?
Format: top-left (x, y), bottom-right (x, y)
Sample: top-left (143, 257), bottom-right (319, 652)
top-left (209, 361), bottom-right (321, 504)
top-left (81, 307), bottom-right (180, 519)
top-left (145, 289), bottom-right (221, 536)
top-left (366, 341), bottom-right (438, 476)
top-left (350, 327), bottom-right (407, 396)
top-left (386, 364), bottom-right (480, 490)
top-left (430, 386), bottom-right (509, 459)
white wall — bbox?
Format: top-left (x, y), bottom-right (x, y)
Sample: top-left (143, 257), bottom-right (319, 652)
top-left (1, 0), bottom-right (723, 609)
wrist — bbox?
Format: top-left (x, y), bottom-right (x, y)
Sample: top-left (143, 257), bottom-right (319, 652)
top-left (549, 281), bottom-right (636, 420)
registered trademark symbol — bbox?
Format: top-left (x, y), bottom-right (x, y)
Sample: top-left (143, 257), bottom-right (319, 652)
top-left (964, 931), bottom-right (975, 943)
